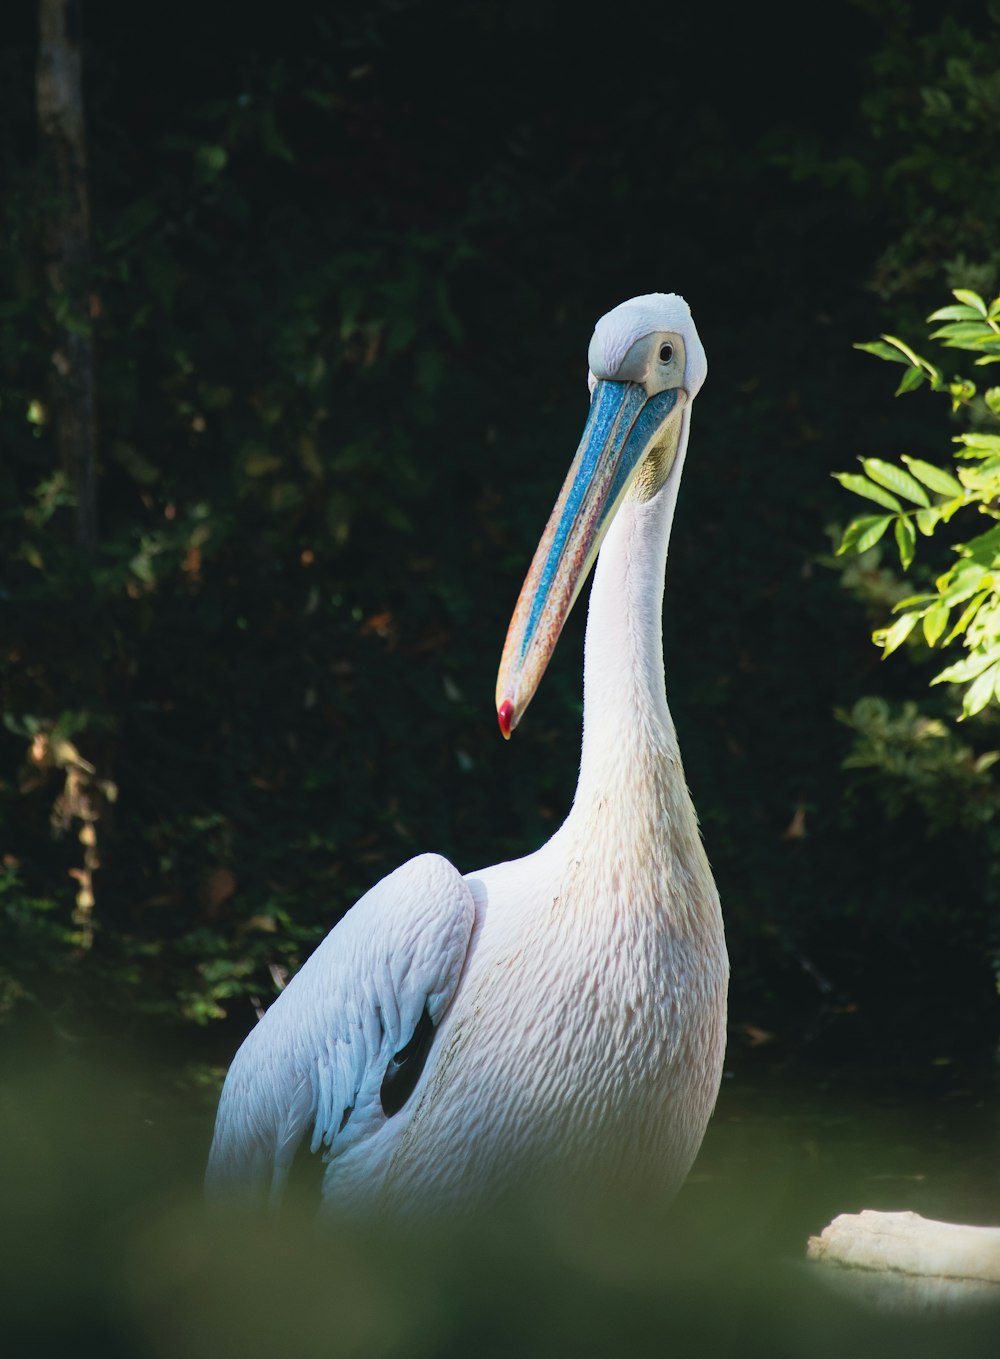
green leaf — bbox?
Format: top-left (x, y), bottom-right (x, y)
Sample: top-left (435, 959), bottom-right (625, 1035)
top-left (832, 472), bottom-right (902, 511)
top-left (937, 557), bottom-right (992, 602)
top-left (895, 365), bottom-right (925, 396)
top-left (879, 333), bottom-right (939, 379)
top-left (922, 602), bottom-right (950, 647)
top-left (955, 432), bottom-right (1000, 454)
top-left (938, 495), bottom-right (968, 525)
top-left (901, 456), bottom-right (964, 497)
top-left (952, 289), bottom-right (988, 317)
top-left (875, 611), bottom-right (918, 657)
top-left (985, 388), bottom-right (1000, 417)
top-left (930, 321), bottom-right (994, 346)
top-left (962, 662), bottom-right (999, 718)
top-left (960, 523), bottom-right (1000, 567)
top-left (915, 507), bottom-right (941, 536)
top-left (927, 304), bottom-right (980, 322)
top-left (943, 591), bottom-right (989, 646)
top-left (838, 515), bottom-right (894, 555)
top-left (853, 340), bottom-right (909, 365)
top-left (894, 515), bottom-right (916, 570)
top-left (946, 380), bottom-right (977, 410)
top-left (861, 458), bottom-right (931, 506)
top-left (931, 647), bottom-right (999, 686)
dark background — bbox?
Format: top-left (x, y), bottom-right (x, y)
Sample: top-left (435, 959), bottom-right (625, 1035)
top-left (2, 0), bottom-right (999, 1065)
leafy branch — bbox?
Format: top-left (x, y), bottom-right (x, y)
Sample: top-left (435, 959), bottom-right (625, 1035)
top-left (835, 289), bottom-right (1000, 717)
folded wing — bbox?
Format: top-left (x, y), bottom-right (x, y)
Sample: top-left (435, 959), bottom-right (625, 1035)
top-left (206, 853), bottom-right (477, 1207)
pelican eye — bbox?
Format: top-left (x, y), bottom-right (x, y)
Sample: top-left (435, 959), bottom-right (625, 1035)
top-left (380, 1006), bottom-right (435, 1117)
top-left (659, 343), bottom-right (673, 363)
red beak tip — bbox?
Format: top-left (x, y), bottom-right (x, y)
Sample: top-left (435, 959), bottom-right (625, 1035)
top-left (497, 699), bottom-right (514, 740)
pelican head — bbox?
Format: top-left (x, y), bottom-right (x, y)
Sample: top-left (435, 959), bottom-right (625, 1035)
top-left (496, 293), bottom-right (706, 737)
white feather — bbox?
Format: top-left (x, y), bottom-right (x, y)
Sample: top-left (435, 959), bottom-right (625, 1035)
top-left (205, 853), bottom-right (475, 1205)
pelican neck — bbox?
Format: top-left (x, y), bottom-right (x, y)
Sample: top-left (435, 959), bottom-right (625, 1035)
top-left (572, 409), bottom-right (691, 812)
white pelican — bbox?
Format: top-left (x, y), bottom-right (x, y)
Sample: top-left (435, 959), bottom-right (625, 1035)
top-left (207, 293), bottom-right (728, 1213)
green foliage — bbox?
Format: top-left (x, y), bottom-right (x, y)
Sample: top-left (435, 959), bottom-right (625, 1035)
top-left (833, 286), bottom-right (1000, 996)
top-left (772, 2), bottom-right (1000, 303)
top-left (835, 290), bottom-right (1000, 718)
top-left (3, 2), bottom-right (1000, 1040)
top-left (838, 697), bottom-right (999, 828)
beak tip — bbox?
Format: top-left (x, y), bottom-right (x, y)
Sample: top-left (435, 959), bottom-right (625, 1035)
top-left (497, 699), bottom-right (515, 740)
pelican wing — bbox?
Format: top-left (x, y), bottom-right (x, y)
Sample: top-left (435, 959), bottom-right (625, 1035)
top-left (205, 853), bottom-right (476, 1206)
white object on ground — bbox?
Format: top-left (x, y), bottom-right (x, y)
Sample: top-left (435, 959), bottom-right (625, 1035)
top-left (808, 1210), bottom-right (1000, 1312)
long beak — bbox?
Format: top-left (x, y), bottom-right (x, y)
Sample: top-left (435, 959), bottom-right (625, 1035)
top-left (495, 380), bottom-right (682, 737)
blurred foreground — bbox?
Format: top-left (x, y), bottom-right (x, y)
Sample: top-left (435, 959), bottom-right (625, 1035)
top-left (2, 1028), bottom-right (998, 1358)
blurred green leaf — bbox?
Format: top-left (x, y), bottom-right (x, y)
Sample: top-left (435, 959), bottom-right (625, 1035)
top-left (875, 610), bottom-right (918, 657)
top-left (927, 304), bottom-right (980, 322)
top-left (838, 514), bottom-right (894, 554)
top-left (922, 602), bottom-right (950, 646)
top-left (931, 647), bottom-right (1000, 686)
top-left (894, 514), bottom-right (916, 569)
top-left (961, 660), bottom-right (999, 717)
top-left (952, 288), bottom-right (988, 316)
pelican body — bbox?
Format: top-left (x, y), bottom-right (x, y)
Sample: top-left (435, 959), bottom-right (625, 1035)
top-left (207, 294), bottom-right (728, 1213)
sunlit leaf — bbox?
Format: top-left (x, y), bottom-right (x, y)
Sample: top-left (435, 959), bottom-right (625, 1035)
top-left (942, 591), bottom-right (989, 644)
top-left (931, 646), bottom-right (1000, 686)
top-left (922, 603), bottom-right (949, 646)
top-left (930, 321), bottom-right (994, 346)
top-left (894, 592), bottom-right (937, 609)
top-left (832, 472), bottom-right (902, 511)
top-left (926, 304), bottom-right (979, 322)
top-left (952, 289), bottom-right (988, 317)
top-left (946, 378), bottom-right (977, 409)
top-left (879, 333), bottom-right (938, 379)
top-left (959, 523), bottom-right (1000, 567)
top-left (936, 563), bottom-right (990, 607)
top-left (860, 459), bottom-right (930, 506)
top-left (875, 611), bottom-right (918, 657)
top-left (901, 456), bottom-right (964, 497)
top-left (961, 662), bottom-right (999, 718)
top-left (853, 339), bottom-right (908, 365)
top-left (893, 515), bottom-right (916, 569)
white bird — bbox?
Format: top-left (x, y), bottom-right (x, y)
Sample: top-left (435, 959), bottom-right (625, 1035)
top-left (207, 293), bottom-right (728, 1215)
